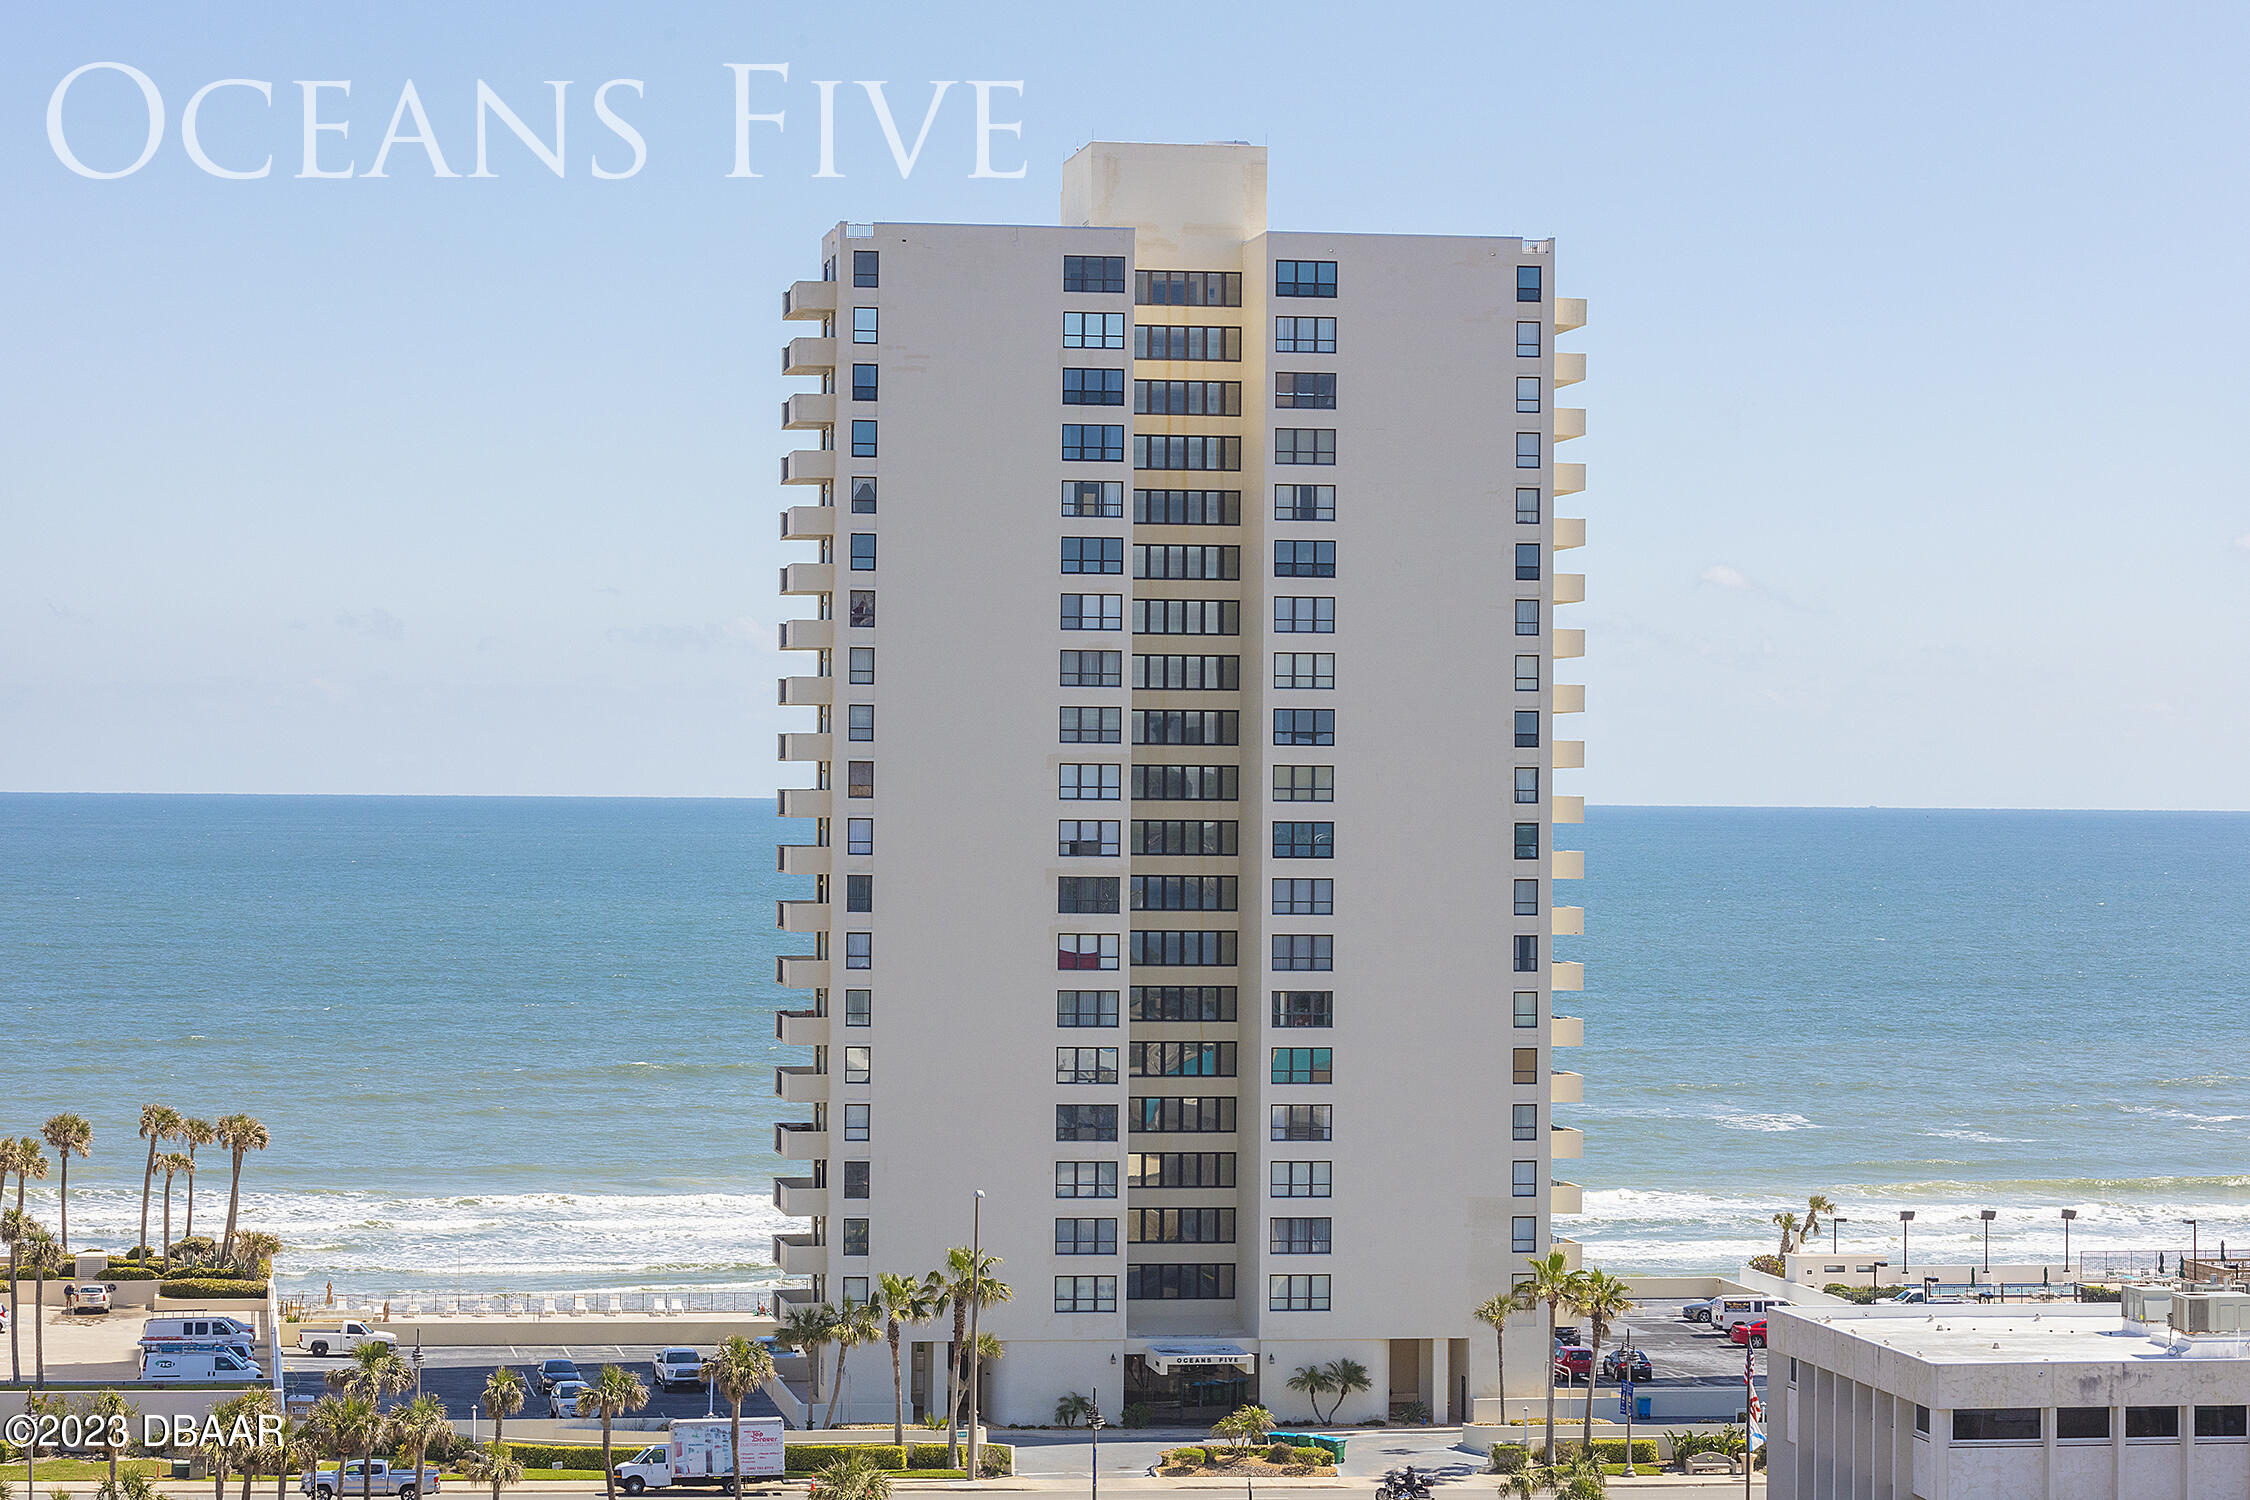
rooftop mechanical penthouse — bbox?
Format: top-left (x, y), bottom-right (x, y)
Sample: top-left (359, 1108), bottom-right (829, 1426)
top-left (768, 140), bottom-right (1590, 1427)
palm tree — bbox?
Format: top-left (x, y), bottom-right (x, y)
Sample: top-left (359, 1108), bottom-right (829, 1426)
top-left (576, 1366), bottom-right (650, 1500)
top-left (1325, 1358), bottom-right (1372, 1421)
top-left (698, 1337), bottom-right (778, 1500)
top-left (1474, 1284), bottom-right (1533, 1427)
top-left (176, 1119), bottom-right (216, 1242)
top-left (224, 1388), bottom-right (279, 1500)
top-left (823, 1299), bottom-right (883, 1431)
top-left (1283, 1363), bottom-right (1337, 1422)
top-left (38, 1117), bottom-right (91, 1253)
top-left (457, 1442), bottom-right (522, 1500)
top-left (1770, 1209), bottom-right (1803, 1257)
top-left (23, 1219), bottom-right (58, 1386)
top-left (1803, 1194), bottom-right (1838, 1250)
top-left (876, 1272), bottom-right (944, 1444)
top-left (80, 1388), bottom-right (138, 1486)
top-left (481, 1368), bottom-right (526, 1449)
top-left (135, 1106), bottom-right (183, 1262)
top-left (303, 1395), bottom-right (377, 1500)
top-left (330, 1344), bottom-right (411, 1500)
top-left (936, 1247), bottom-right (1010, 1466)
top-left (2, 1206), bottom-right (23, 1384)
top-left (1521, 1250), bottom-right (1582, 1466)
top-left (154, 1154), bottom-right (192, 1271)
top-left (774, 1303), bottom-right (838, 1418)
top-left (0, 1138), bottom-right (24, 1232)
top-left (810, 1451), bottom-right (893, 1500)
top-left (389, 1395), bottom-right (451, 1500)
top-left (231, 1231), bottom-right (282, 1280)
top-left (10, 1137), bottom-right (49, 1218)
top-left (213, 1115), bottom-right (270, 1267)
top-left (1572, 1270), bottom-right (1636, 1456)
top-left (270, 1421), bottom-right (319, 1500)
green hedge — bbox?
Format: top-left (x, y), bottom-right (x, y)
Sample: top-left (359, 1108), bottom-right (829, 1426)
top-left (101, 1262), bottom-right (160, 1282)
top-left (488, 1445), bottom-right (608, 1471)
top-left (1492, 1439), bottom-right (1660, 1469)
top-left (1290, 1446), bottom-right (1328, 1467)
top-left (904, 1445), bottom-right (953, 1470)
top-left (156, 1279), bottom-right (269, 1300)
top-left (785, 1445), bottom-right (903, 1471)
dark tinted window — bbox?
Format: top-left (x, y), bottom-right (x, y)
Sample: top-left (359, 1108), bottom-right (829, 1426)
top-left (2197, 1405), bottom-right (2247, 1438)
top-left (2126, 1406), bottom-right (2180, 1439)
top-left (1953, 1409), bottom-right (2041, 1442)
top-left (2055, 1407), bottom-right (2109, 1440)
top-left (853, 250), bottom-right (879, 288)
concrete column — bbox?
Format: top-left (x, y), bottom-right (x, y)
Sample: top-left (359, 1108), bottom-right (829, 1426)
top-left (1432, 1340), bottom-right (1452, 1429)
top-left (2111, 1404), bottom-right (2124, 1500)
top-left (2042, 1400), bottom-right (2056, 1500)
top-left (1929, 1408), bottom-right (1950, 1500)
top-left (2181, 1403), bottom-right (2194, 1500)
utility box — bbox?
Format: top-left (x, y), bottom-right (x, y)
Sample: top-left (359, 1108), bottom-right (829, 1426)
top-left (2172, 1291), bottom-right (2250, 1335)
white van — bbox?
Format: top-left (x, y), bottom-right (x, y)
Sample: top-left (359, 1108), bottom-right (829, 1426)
top-left (142, 1316), bottom-right (259, 1355)
top-left (142, 1348), bottom-right (266, 1383)
top-left (1711, 1296), bottom-right (1786, 1335)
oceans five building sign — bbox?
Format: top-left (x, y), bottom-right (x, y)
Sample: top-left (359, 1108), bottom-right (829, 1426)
top-left (43, 64), bottom-right (1026, 182)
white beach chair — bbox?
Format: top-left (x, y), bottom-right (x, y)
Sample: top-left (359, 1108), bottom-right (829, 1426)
top-left (606, 1294), bottom-right (624, 1316)
top-left (541, 1296), bottom-right (558, 1318)
top-left (406, 1301), bottom-right (423, 1320)
top-left (573, 1294), bottom-right (590, 1316)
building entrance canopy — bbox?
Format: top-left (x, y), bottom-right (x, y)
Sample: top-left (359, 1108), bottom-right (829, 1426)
top-left (1143, 1340), bottom-right (1256, 1373)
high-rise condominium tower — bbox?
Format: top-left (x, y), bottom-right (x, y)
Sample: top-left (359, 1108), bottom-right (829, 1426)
top-left (769, 142), bottom-right (1588, 1428)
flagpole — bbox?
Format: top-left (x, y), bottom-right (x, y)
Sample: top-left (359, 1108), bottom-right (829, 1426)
top-left (1744, 1331), bottom-right (1755, 1500)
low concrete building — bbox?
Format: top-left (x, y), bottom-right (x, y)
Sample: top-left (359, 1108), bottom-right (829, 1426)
top-left (1781, 1253), bottom-right (2071, 1294)
top-left (1768, 1296), bottom-right (2250, 1499)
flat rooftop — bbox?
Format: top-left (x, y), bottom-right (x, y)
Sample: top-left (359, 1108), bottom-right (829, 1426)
top-left (1778, 1306), bottom-right (2250, 1366)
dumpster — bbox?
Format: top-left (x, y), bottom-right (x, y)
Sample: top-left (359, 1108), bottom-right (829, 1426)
top-left (170, 1461), bottom-right (192, 1480)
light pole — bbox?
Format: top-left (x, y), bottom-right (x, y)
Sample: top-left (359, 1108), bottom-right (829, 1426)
top-left (2061, 1210), bottom-right (2077, 1276)
top-left (1090, 1400), bottom-right (1105, 1500)
top-left (967, 1189), bottom-right (985, 1485)
top-left (1831, 1217), bottom-right (1849, 1254)
top-left (1620, 1328), bottom-right (1637, 1477)
top-left (2185, 1219), bottom-right (2200, 1281)
top-left (1899, 1212), bottom-right (1914, 1279)
top-left (1979, 1211), bottom-right (1997, 1275)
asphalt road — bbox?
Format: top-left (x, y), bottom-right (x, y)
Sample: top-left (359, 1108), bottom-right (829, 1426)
top-left (283, 1344), bottom-right (782, 1422)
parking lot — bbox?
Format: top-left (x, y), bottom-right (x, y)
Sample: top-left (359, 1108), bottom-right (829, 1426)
top-left (1553, 1298), bottom-right (1768, 1387)
top-left (282, 1343), bottom-right (784, 1424)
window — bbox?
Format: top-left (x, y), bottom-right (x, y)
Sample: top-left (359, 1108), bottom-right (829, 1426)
top-left (2055, 1408), bottom-right (2110, 1441)
top-left (1272, 933), bottom-right (1332, 971)
top-left (1273, 990), bottom-right (1332, 1027)
top-left (843, 1045), bottom-right (870, 1083)
top-left (1060, 706), bottom-right (1123, 743)
top-left (1274, 709), bottom-right (1334, 746)
top-left (1516, 487), bottom-right (1541, 524)
top-left (1275, 540), bottom-right (1336, 578)
top-left (1130, 1096), bottom-right (1237, 1133)
top-left (1133, 710), bottom-right (1238, 745)
top-left (1516, 264), bottom-right (1542, 302)
top-left (847, 476), bottom-right (876, 514)
top-left (844, 931), bottom-right (871, 969)
top-left (852, 306), bottom-right (878, 344)
top-left (843, 1103), bottom-right (870, 1140)
top-left (1136, 545), bottom-right (1240, 580)
top-left (1273, 653), bottom-right (1334, 690)
top-left (846, 761), bottom-right (874, 798)
top-left (1274, 316), bottom-right (1336, 353)
top-left (1063, 255), bottom-right (1126, 293)
top-left (1064, 311), bottom-right (1126, 349)
top-left (1129, 819), bottom-right (1238, 856)
top-left (1063, 480), bottom-right (1125, 518)
top-left (1056, 1048), bottom-right (1119, 1085)
top-left (1272, 1047), bottom-right (1332, 1084)
top-left (850, 533), bottom-right (877, 570)
top-left (1132, 764), bottom-right (1238, 801)
top-left (1061, 594), bottom-right (1124, 631)
top-left (1276, 484), bottom-right (1335, 521)
top-left (1511, 1217), bottom-right (1537, 1254)
top-left (1273, 765), bottom-right (1334, 802)
top-left (1130, 986), bottom-right (1237, 1022)
top-left (1515, 767), bottom-right (1540, 805)
top-left (1058, 933), bottom-right (1120, 971)
top-left (841, 1219), bottom-right (868, 1257)
top-left (1512, 1161), bottom-right (1537, 1198)
top-left (1512, 1047), bottom-right (1538, 1085)
top-left (1057, 876), bottom-right (1120, 914)
top-left (1136, 270), bottom-right (1241, 306)
top-left (1061, 536), bottom-right (1125, 574)
top-left (849, 590), bottom-right (875, 627)
top-left (2197, 1406), bottom-right (2248, 1438)
top-left (1513, 991), bottom-right (1539, 1028)
top-left (848, 704), bottom-right (875, 742)
top-left (1515, 374), bottom-right (1541, 414)
top-left (1275, 429), bottom-right (1336, 466)
top-left (1060, 651), bottom-right (1122, 688)
top-left (1060, 764), bottom-right (1122, 801)
top-left (1514, 880), bottom-right (1540, 917)
top-left (1056, 1104), bottom-right (1118, 1142)
top-left (1054, 1275), bottom-right (1116, 1313)
top-left (1057, 989), bottom-right (1119, 1028)
top-left (1515, 655), bottom-right (1540, 692)
top-left (1516, 432), bottom-right (1541, 469)
top-left (1131, 1041), bottom-right (1236, 1077)
top-left (845, 988), bottom-right (871, 1026)
top-left (1516, 599), bottom-right (1540, 636)
top-left (846, 818), bottom-right (873, 856)
top-left (1271, 1217), bottom-right (1331, 1254)
top-left (1057, 1161), bottom-right (1119, 1198)
top-left (1133, 598), bottom-right (1238, 635)
top-left (1133, 325), bottom-right (1242, 361)
top-left (1274, 372), bottom-right (1337, 409)
top-left (852, 250), bottom-right (879, 287)
top-left (840, 1281), bottom-right (868, 1310)
top-left (1275, 597), bottom-right (1335, 633)
top-left (1515, 710), bottom-right (1540, 747)
top-left (1515, 823), bottom-right (1539, 860)
top-left (1137, 380), bottom-right (1242, 416)
top-left (1135, 434), bottom-right (1242, 470)
top-left (1135, 488), bottom-right (1240, 525)
top-left (2126, 1407), bottom-right (2181, 1439)
top-left (1270, 1274), bottom-right (1330, 1311)
top-left (1272, 822), bottom-right (1334, 859)
top-left (1063, 424), bottom-right (1125, 461)
top-left (1271, 1104), bottom-right (1332, 1141)
top-left (1271, 1161), bottom-right (1332, 1198)
top-left (1272, 879), bottom-right (1332, 916)
top-left (1131, 875), bottom-right (1238, 911)
top-left (1127, 1264), bottom-right (1235, 1301)
top-left (1133, 655), bottom-right (1239, 691)
top-left (1057, 815), bottom-right (1121, 855)
top-left (849, 647), bottom-right (875, 685)
top-left (1129, 1207), bottom-right (1236, 1245)
top-left (1513, 1103), bottom-right (1537, 1140)
top-left (1129, 1153), bottom-right (1236, 1191)
top-left (1953, 1410), bottom-right (2042, 1443)
top-left (846, 873), bottom-right (873, 912)
top-left (1275, 260), bottom-right (1337, 298)
top-left (1513, 935), bottom-right (1539, 972)
top-left (1128, 929), bottom-right (1238, 966)
top-left (843, 1160), bottom-right (870, 1198)
top-left (849, 363), bottom-right (878, 403)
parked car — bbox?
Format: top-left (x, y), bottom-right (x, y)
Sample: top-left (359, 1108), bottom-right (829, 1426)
top-left (548, 1380), bottom-right (591, 1418)
top-left (143, 1349), bottom-right (264, 1384)
top-left (297, 1320), bottom-right (397, 1357)
top-left (652, 1347), bottom-right (703, 1391)
top-left (302, 1460), bottom-right (440, 1499)
top-left (1681, 1297), bottom-right (1719, 1323)
top-left (1552, 1345), bottom-right (1594, 1379)
top-left (1600, 1348), bottom-right (1653, 1382)
top-left (65, 1283), bottom-right (112, 1313)
top-left (538, 1357), bottom-right (582, 1393)
top-left (143, 1315), bottom-right (259, 1353)
top-left (1730, 1319), bottom-right (1769, 1349)
top-left (1552, 1325), bottom-right (1581, 1346)
top-left (1710, 1296), bottom-right (1785, 1336)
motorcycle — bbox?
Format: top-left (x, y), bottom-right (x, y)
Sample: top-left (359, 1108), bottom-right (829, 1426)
top-left (1375, 1469), bottom-right (1434, 1500)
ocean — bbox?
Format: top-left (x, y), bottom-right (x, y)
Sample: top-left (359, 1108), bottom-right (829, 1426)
top-left (4, 795), bottom-right (2246, 1298)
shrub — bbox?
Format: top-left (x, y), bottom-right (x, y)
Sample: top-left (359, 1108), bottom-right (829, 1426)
top-left (485, 1445), bottom-right (607, 1472)
top-left (1264, 1442), bottom-right (1296, 1465)
top-left (155, 1279), bottom-right (268, 1300)
top-left (102, 1263), bottom-right (159, 1281)
top-left (977, 1447), bottom-right (1010, 1478)
top-left (904, 1445), bottom-right (952, 1470)
top-left (1557, 1439), bottom-right (1659, 1464)
top-left (1389, 1400), bottom-right (1430, 1426)
top-left (1289, 1446), bottom-right (1328, 1468)
top-left (1163, 1447), bottom-right (1207, 1468)
top-left (1489, 1443), bottom-right (1529, 1474)
top-left (1054, 1393), bottom-right (1096, 1429)
top-left (2080, 1285), bottom-right (2122, 1304)
top-left (784, 1445), bottom-right (905, 1472)
top-left (1747, 1254), bottom-right (1785, 1276)
top-left (1118, 1404), bottom-right (1151, 1430)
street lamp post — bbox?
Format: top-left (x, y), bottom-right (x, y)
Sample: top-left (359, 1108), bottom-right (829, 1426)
top-left (1090, 1401), bottom-right (1106, 1500)
top-left (1980, 1211), bottom-right (1997, 1276)
top-left (2061, 1210), bottom-right (2077, 1276)
top-left (1832, 1218), bottom-right (1849, 1255)
top-left (1899, 1212), bottom-right (1914, 1279)
top-left (2185, 1219), bottom-right (2200, 1281)
top-left (968, 1189), bottom-right (985, 1485)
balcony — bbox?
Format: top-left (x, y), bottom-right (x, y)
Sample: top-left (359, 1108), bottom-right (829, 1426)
top-left (1554, 574), bottom-right (1585, 606)
top-left (1552, 961), bottom-right (1585, 992)
top-left (1554, 628), bottom-right (1585, 659)
top-left (1551, 905), bottom-right (1585, 937)
top-left (1554, 351), bottom-right (1586, 387)
top-left (1551, 1181), bottom-right (1585, 1215)
top-left (775, 787), bottom-right (830, 820)
top-left (1553, 740), bottom-right (1585, 770)
top-left (778, 676), bottom-right (833, 708)
top-left (774, 1233), bottom-right (826, 1275)
top-left (1552, 683), bottom-right (1584, 714)
top-left (1554, 517), bottom-right (1586, 550)
top-left (775, 953), bottom-right (830, 989)
top-left (775, 899), bottom-right (828, 934)
top-left (780, 562), bottom-right (834, 596)
top-left (1550, 1017), bottom-right (1584, 1050)
top-left (773, 1122), bottom-right (828, 1160)
top-left (781, 450), bottom-right (835, 487)
top-left (1553, 850), bottom-right (1585, 881)
top-left (773, 1176), bottom-right (828, 1216)
top-left (778, 732), bottom-right (831, 763)
top-left (776, 843), bottom-right (829, 877)
top-left (782, 280), bottom-right (837, 321)
top-left (783, 336), bottom-right (837, 376)
top-left (773, 1284), bottom-right (818, 1310)
top-left (1551, 1124), bottom-right (1584, 1158)
top-left (776, 1064), bottom-right (828, 1104)
top-left (783, 393), bottom-right (837, 431)
top-left (1552, 1070), bottom-right (1585, 1104)
top-left (1554, 464), bottom-right (1585, 497)
top-left (782, 505), bottom-right (835, 542)
top-left (775, 1007), bottom-right (828, 1045)
top-left (1555, 1238), bottom-right (1583, 1271)
top-left (1554, 408), bottom-right (1586, 443)
top-left (1556, 297), bottom-right (1587, 334)
top-left (778, 619), bottom-right (832, 652)
top-left (1553, 795), bottom-right (1585, 824)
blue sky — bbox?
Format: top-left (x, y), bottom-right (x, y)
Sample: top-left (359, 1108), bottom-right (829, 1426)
top-left (3, 0), bottom-right (2244, 806)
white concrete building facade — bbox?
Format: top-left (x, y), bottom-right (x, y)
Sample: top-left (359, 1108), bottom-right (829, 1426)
top-left (768, 142), bottom-right (1589, 1427)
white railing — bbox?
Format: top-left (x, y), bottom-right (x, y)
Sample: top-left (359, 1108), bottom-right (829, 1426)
top-left (338, 1286), bottom-right (794, 1319)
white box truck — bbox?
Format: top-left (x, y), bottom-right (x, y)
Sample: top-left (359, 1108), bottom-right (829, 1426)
top-left (614, 1419), bottom-right (785, 1493)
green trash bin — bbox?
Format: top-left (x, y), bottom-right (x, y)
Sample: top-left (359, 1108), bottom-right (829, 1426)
top-left (1311, 1435), bottom-right (1346, 1462)
top-left (171, 1461), bottom-right (192, 1480)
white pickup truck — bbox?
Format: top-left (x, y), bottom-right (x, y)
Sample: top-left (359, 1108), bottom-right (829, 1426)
top-left (302, 1461), bottom-right (440, 1499)
top-left (295, 1321), bottom-right (399, 1357)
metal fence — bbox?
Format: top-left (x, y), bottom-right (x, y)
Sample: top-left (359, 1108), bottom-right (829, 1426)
top-left (304, 1287), bottom-right (788, 1319)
